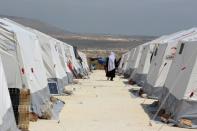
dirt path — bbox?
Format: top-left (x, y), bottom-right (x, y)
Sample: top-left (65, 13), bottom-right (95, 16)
top-left (29, 70), bottom-right (192, 131)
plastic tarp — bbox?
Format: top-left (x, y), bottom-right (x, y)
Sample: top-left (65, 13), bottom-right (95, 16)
top-left (144, 28), bottom-right (197, 99)
top-left (0, 18), bottom-right (51, 117)
top-left (160, 41), bottom-right (197, 128)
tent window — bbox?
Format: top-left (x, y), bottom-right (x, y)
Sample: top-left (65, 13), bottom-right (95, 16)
top-left (154, 48), bottom-right (158, 56)
top-left (179, 43), bottom-right (185, 54)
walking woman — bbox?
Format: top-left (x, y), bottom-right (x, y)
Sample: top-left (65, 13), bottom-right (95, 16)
top-left (106, 52), bottom-right (116, 81)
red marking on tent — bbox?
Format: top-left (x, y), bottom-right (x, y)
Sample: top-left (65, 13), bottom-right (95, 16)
top-left (171, 47), bottom-right (177, 55)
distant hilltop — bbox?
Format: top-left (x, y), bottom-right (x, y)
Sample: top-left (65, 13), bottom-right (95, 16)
top-left (0, 15), bottom-right (73, 36)
top-left (0, 15), bottom-right (157, 49)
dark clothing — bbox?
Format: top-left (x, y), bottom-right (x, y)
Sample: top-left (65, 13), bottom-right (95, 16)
top-left (105, 57), bottom-right (116, 79)
top-left (106, 69), bottom-right (116, 78)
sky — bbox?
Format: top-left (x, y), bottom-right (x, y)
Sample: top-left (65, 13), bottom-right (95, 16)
top-left (0, 0), bottom-right (197, 36)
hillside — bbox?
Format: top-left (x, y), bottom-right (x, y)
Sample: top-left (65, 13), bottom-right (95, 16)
top-left (0, 15), bottom-right (72, 36)
top-left (0, 15), bottom-right (156, 49)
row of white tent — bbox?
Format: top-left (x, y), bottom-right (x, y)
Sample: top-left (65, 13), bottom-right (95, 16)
top-left (119, 28), bottom-right (197, 128)
top-left (0, 18), bottom-right (89, 131)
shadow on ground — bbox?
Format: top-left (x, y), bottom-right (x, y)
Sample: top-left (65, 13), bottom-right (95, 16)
top-left (141, 102), bottom-right (161, 122)
top-left (123, 81), bottom-right (130, 85)
top-left (128, 89), bottom-right (139, 98)
top-left (119, 76), bottom-right (126, 79)
top-left (96, 80), bottom-right (109, 82)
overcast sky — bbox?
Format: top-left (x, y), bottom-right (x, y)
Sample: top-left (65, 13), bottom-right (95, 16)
top-left (0, 0), bottom-right (197, 36)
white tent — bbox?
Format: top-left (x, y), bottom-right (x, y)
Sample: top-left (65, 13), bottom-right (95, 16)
top-left (78, 51), bottom-right (89, 76)
top-left (0, 24), bottom-right (22, 90)
top-left (0, 18), bottom-right (52, 117)
top-left (118, 52), bottom-right (129, 74)
top-left (68, 45), bottom-right (82, 78)
top-left (82, 52), bottom-right (89, 72)
top-left (32, 30), bottom-right (69, 94)
top-left (129, 42), bottom-right (153, 85)
top-left (143, 28), bottom-right (197, 99)
top-left (160, 40), bottom-right (197, 128)
top-left (0, 56), bottom-right (19, 131)
top-left (131, 45), bottom-right (143, 70)
top-left (59, 43), bottom-right (74, 83)
top-left (53, 39), bottom-right (70, 81)
top-left (72, 46), bottom-right (87, 77)
top-left (127, 45), bottom-right (143, 76)
top-left (126, 45), bottom-right (143, 79)
top-left (123, 48), bottom-right (136, 77)
top-left (60, 44), bottom-right (77, 78)
top-left (130, 36), bottom-right (168, 86)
